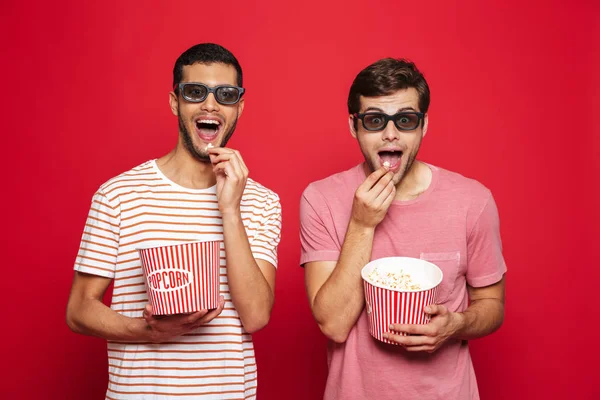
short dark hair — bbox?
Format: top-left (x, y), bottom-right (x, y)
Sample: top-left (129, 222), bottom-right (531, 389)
top-left (348, 58), bottom-right (430, 114)
top-left (173, 43), bottom-right (243, 88)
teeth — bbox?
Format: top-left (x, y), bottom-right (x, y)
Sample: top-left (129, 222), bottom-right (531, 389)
top-left (198, 119), bottom-right (220, 125)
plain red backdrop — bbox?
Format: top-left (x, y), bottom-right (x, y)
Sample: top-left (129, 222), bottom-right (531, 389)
top-left (2, 0), bottom-right (599, 398)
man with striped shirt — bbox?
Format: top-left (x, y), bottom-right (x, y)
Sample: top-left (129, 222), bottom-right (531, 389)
top-left (67, 43), bottom-right (282, 399)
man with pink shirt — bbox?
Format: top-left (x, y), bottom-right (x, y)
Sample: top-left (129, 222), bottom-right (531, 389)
top-left (300, 58), bottom-right (506, 400)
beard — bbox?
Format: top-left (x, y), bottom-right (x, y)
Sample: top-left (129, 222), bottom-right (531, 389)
top-left (393, 148), bottom-right (418, 184)
top-left (178, 110), bottom-right (238, 162)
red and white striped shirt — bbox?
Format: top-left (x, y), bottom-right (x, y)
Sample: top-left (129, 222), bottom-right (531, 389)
top-left (74, 160), bottom-right (282, 399)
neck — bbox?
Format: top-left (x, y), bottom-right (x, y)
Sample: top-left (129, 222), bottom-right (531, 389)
top-left (156, 140), bottom-right (216, 189)
top-left (394, 160), bottom-right (432, 201)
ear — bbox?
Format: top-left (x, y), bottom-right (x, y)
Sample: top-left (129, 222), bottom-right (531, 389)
top-left (422, 113), bottom-right (429, 137)
top-left (349, 114), bottom-right (358, 139)
top-left (237, 97), bottom-right (245, 119)
top-left (169, 91), bottom-right (179, 116)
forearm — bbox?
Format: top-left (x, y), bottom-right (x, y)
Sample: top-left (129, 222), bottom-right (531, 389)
top-left (222, 212), bottom-right (274, 333)
top-left (312, 220), bottom-right (374, 343)
top-left (66, 297), bottom-right (149, 342)
top-left (453, 298), bottom-right (504, 340)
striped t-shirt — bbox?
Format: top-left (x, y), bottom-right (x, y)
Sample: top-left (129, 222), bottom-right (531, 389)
top-left (74, 160), bottom-right (282, 399)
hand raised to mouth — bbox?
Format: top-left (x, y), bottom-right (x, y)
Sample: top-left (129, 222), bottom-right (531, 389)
top-left (351, 165), bottom-right (396, 229)
top-left (207, 146), bottom-right (249, 216)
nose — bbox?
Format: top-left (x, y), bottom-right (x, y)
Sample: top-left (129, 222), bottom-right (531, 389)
top-left (201, 92), bottom-right (220, 112)
top-left (381, 120), bottom-right (400, 141)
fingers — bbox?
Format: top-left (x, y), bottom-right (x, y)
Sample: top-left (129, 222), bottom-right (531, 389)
top-left (380, 185), bottom-right (396, 209)
top-left (234, 149), bottom-right (248, 172)
top-left (148, 309), bottom-right (208, 329)
top-left (227, 152), bottom-right (245, 178)
top-left (144, 297), bottom-right (226, 342)
top-left (357, 170), bottom-right (394, 205)
top-left (209, 148), bottom-right (248, 180)
top-left (209, 152), bottom-right (235, 165)
top-left (386, 319), bottom-right (449, 353)
top-left (219, 149), bottom-right (248, 175)
top-left (143, 304), bottom-right (153, 323)
top-left (198, 302), bottom-right (225, 325)
top-left (184, 310), bottom-right (210, 324)
top-left (207, 148), bottom-right (247, 170)
top-left (424, 304), bottom-right (447, 316)
top-left (404, 345), bottom-right (437, 353)
top-left (189, 296), bottom-right (226, 329)
top-left (207, 148), bottom-right (235, 170)
top-left (163, 310), bottom-right (208, 325)
top-left (373, 179), bottom-right (396, 206)
top-left (212, 160), bottom-right (236, 179)
top-left (360, 166), bottom-right (390, 192)
top-left (369, 171), bottom-right (395, 199)
top-left (351, 166), bottom-right (396, 228)
top-left (389, 323), bottom-right (434, 336)
top-left (383, 332), bottom-right (436, 348)
top-left (206, 146), bottom-right (233, 156)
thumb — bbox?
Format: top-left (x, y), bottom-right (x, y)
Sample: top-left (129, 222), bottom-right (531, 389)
top-left (425, 304), bottom-right (446, 315)
top-left (216, 295), bottom-right (225, 311)
top-left (143, 304), bottom-right (154, 322)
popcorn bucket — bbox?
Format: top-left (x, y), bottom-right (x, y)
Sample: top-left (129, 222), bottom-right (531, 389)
top-left (361, 257), bottom-right (443, 345)
top-left (137, 240), bottom-right (221, 315)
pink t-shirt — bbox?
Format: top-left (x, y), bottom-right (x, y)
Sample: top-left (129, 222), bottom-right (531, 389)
top-left (300, 163), bottom-right (506, 400)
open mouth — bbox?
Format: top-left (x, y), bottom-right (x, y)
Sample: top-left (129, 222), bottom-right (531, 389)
top-left (378, 149), bottom-right (403, 171)
top-left (195, 118), bottom-right (222, 142)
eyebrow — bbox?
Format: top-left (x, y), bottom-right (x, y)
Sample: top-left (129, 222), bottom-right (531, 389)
top-left (180, 82), bottom-right (237, 87)
top-left (363, 106), bottom-right (418, 113)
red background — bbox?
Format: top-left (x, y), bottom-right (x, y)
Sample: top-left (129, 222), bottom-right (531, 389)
top-left (2, 0), bottom-right (599, 398)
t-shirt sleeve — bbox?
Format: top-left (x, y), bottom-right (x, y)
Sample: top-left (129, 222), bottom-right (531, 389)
top-left (466, 192), bottom-right (507, 287)
top-left (250, 193), bottom-right (282, 268)
top-left (74, 189), bottom-right (120, 279)
top-left (299, 185), bottom-right (341, 265)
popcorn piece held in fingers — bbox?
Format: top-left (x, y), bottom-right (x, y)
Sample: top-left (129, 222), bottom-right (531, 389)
top-left (205, 143), bottom-right (214, 152)
top-left (383, 161), bottom-right (391, 168)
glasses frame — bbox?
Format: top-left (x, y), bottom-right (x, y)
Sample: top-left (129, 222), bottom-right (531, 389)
top-left (353, 111), bottom-right (425, 132)
top-left (174, 82), bottom-right (245, 105)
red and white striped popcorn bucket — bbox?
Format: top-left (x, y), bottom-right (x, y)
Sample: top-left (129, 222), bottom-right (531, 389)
top-left (137, 240), bottom-right (221, 315)
top-left (361, 257), bottom-right (443, 345)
